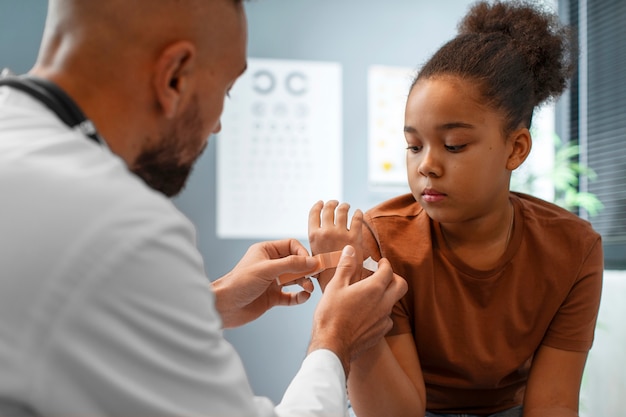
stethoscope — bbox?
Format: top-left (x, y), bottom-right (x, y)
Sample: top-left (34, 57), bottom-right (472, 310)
top-left (0, 67), bottom-right (102, 144)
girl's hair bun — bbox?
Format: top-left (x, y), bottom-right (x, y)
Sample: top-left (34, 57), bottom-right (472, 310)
top-left (458, 0), bottom-right (576, 105)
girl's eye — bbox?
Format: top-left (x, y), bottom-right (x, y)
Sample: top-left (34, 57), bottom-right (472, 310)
top-left (406, 145), bottom-right (422, 153)
top-left (444, 144), bottom-right (466, 152)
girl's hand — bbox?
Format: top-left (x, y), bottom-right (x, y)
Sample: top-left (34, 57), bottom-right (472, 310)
top-left (308, 200), bottom-right (364, 290)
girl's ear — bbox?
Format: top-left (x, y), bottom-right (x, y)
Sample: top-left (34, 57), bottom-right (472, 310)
top-left (506, 127), bottom-right (532, 170)
top-left (152, 41), bottom-right (196, 119)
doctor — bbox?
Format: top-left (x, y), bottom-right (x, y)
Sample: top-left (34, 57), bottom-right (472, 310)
top-left (0, 0), bottom-right (407, 415)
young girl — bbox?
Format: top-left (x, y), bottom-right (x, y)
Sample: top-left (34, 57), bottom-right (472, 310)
top-left (308, 1), bottom-right (603, 416)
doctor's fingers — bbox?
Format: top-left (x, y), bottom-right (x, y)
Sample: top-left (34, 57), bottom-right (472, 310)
top-left (253, 238), bottom-right (310, 259)
top-left (324, 245), bottom-right (360, 290)
top-left (357, 259), bottom-right (408, 307)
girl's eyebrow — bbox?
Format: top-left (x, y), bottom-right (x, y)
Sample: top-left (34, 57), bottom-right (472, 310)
top-left (404, 122), bottom-right (475, 134)
top-left (437, 121), bottom-right (475, 130)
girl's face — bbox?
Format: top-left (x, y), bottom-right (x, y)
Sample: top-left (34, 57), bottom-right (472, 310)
top-left (404, 75), bottom-right (517, 224)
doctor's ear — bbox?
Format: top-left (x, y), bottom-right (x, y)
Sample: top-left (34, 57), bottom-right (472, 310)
top-left (506, 127), bottom-right (532, 170)
top-left (153, 41), bottom-right (197, 119)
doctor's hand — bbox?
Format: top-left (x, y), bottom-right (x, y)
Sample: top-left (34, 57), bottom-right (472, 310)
top-left (211, 239), bottom-right (318, 328)
top-left (308, 245), bottom-right (407, 377)
top-left (309, 200), bottom-right (364, 290)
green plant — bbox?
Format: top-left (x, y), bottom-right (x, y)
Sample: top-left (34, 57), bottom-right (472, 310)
top-left (550, 134), bottom-right (603, 216)
top-left (511, 133), bottom-right (604, 216)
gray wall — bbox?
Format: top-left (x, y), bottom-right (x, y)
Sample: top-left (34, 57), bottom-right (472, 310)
top-left (0, 2), bottom-right (46, 73)
top-left (0, 0), bottom-right (473, 404)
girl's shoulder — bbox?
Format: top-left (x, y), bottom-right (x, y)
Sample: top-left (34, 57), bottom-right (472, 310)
top-left (512, 192), bottom-right (601, 242)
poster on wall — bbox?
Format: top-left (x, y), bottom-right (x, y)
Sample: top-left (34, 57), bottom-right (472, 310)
top-left (217, 58), bottom-right (343, 239)
top-left (367, 65), bottom-right (415, 190)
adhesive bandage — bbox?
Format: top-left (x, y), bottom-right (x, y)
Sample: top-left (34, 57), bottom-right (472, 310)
top-left (277, 250), bottom-right (342, 285)
top-left (362, 256), bottom-right (378, 272)
top-left (277, 252), bottom-right (379, 285)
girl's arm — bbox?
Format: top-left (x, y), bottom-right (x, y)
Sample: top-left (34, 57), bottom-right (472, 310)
top-left (348, 333), bottom-right (426, 417)
top-left (308, 200), bottom-right (426, 416)
top-left (523, 345), bottom-right (588, 417)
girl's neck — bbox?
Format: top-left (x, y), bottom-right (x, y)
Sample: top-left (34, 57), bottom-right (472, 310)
top-left (440, 201), bottom-right (515, 270)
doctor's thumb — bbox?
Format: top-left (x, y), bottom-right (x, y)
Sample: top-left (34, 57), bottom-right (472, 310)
top-left (327, 245), bottom-right (358, 288)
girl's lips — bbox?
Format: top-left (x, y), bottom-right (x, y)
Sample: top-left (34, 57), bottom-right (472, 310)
top-left (422, 189), bottom-right (446, 203)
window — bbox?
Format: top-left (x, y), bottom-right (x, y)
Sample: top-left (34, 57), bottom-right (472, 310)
top-left (559, 0), bottom-right (626, 269)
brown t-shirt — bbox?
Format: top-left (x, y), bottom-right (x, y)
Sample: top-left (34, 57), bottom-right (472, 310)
top-left (362, 192), bottom-right (603, 415)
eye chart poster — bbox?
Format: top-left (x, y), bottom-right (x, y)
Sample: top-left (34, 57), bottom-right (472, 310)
top-left (368, 65), bottom-right (415, 189)
top-left (217, 58), bottom-right (343, 239)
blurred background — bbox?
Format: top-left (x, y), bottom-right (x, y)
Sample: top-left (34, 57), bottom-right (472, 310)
top-left (2, 1), bottom-right (624, 415)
